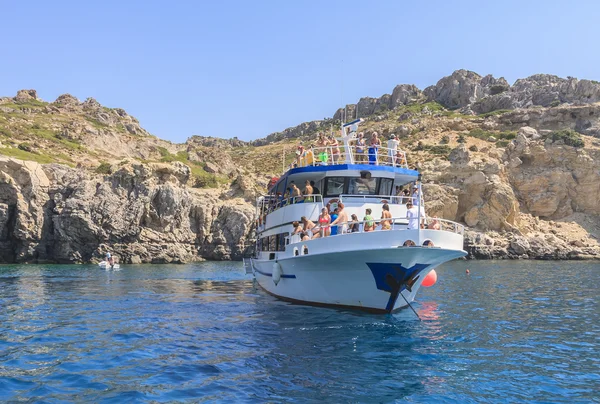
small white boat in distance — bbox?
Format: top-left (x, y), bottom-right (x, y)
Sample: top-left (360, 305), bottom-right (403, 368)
top-left (248, 118), bottom-right (466, 314)
top-left (99, 261), bottom-right (120, 270)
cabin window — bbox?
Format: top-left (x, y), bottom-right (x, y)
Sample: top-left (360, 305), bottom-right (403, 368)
top-left (276, 233), bottom-right (289, 252)
top-left (325, 177), bottom-right (346, 197)
top-left (379, 178), bottom-right (394, 196)
top-left (348, 177), bottom-right (377, 195)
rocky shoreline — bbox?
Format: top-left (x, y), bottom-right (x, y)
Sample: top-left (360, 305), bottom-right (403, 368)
top-left (1, 69), bottom-right (600, 263)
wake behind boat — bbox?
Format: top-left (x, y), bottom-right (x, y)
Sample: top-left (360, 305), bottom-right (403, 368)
top-left (247, 119), bottom-right (466, 314)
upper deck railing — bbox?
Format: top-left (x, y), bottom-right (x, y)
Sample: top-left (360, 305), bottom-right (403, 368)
top-left (290, 145), bottom-right (409, 172)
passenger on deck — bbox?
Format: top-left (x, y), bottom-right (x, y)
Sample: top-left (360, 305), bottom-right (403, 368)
top-left (368, 132), bottom-right (381, 165)
top-left (300, 232), bottom-right (311, 241)
top-left (429, 217), bottom-right (441, 230)
top-left (406, 202), bottom-right (419, 229)
top-left (329, 135), bottom-right (340, 164)
top-left (303, 180), bottom-right (314, 202)
top-left (387, 134), bottom-right (399, 165)
top-left (393, 186), bottom-right (403, 204)
top-left (301, 216), bottom-right (316, 236)
top-left (355, 132), bottom-right (366, 163)
top-left (402, 188), bottom-right (411, 204)
top-left (305, 145), bottom-right (315, 166)
top-left (411, 184), bottom-right (420, 205)
top-left (310, 181), bottom-right (320, 198)
top-left (312, 207), bottom-right (331, 239)
top-left (291, 182), bottom-right (302, 202)
top-left (295, 142), bottom-right (305, 166)
top-left (380, 203), bottom-right (392, 230)
top-left (330, 202), bottom-right (348, 234)
top-left (329, 208), bottom-right (339, 235)
top-left (363, 208), bottom-right (375, 232)
top-left (349, 214), bottom-right (360, 233)
top-left (291, 221), bottom-right (303, 235)
top-left (395, 150), bottom-right (406, 167)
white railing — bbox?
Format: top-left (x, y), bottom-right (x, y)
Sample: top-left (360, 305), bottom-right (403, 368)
top-left (288, 215), bottom-right (464, 244)
top-left (338, 194), bottom-right (420, 205)
top-left (256, 194), bottom-right (324, 229)
top-left (291, 145), bottom-right (409, 172)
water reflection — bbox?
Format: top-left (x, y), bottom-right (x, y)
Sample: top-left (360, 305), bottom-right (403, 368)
top-left (0, 261), bottom-right (598, 402)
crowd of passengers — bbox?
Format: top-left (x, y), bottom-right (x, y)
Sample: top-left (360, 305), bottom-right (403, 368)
top-left (287, 194), bottom-right (442, 242)
top-left (293, 131), bottom-right (407, 168)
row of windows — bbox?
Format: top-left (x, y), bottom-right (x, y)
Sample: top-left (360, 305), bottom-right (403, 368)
top-left (258, 233), bottom-right (289, 252)
top-left (325, 177), bottom-right (393, 197)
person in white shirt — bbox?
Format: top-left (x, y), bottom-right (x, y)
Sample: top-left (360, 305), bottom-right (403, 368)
top-left (411, 184), bottom-right (419, 206)
top-left (406, 202), bottom-right (419, 229)
top-left (387, 134), bottom-right (399, 165)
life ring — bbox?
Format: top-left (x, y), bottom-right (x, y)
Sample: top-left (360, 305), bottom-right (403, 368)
top-left (380, 199), bottom-right (389, 204)
top-left (327, 198), bottom-right (339, 205)
top-left (272, 262), bottom-right (282, 286)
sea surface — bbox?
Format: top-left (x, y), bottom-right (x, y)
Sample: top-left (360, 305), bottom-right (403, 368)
top-left (0, 260), bottom-right (598, 403)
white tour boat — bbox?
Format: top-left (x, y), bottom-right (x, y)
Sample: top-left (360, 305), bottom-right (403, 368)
top-left (246, 119), bottom-right (466, 313)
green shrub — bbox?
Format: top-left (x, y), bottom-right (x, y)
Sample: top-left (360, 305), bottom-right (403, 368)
top-left (490, 84), bottom-right (509, 95)
top-left (440, 135), bottom-right (449, 144)
top-left (0, 146), bottom-right (54, 164)
top-left (457, 134), bottom-right (466, 143)
top-left (478, 109), bottom-right (512, 118)
top-left (95, 162), bottom-right (112, 174)
top-left (423, 145), bottom-right (451, 156)
top-left (469, 145), bottom-right (478, 152)
top-left (550, 129), bottom-right (585, 148)
top-left (496, 140), bottom-right (510, 148)
top-left (18, 142), bottom-right (33, 152)
top-left (549, 100), bottom-right (561, 108)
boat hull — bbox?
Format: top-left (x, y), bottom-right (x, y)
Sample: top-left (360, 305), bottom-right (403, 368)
top-left (252, 247), bottom-right (466, 313)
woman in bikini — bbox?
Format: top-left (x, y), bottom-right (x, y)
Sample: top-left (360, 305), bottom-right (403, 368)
top-left (363, 208), bottom-right (375, 232)
top-left (380, 203), bottom-right (392, 230)
top-left (313, 207), bottom-right (331, 239)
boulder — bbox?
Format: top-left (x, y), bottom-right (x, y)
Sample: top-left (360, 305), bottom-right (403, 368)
top-left (14, 89), bottom-right (38, 102)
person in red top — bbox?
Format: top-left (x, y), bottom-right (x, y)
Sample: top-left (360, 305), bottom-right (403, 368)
top-left (312, 207), bottom-right (331, 239)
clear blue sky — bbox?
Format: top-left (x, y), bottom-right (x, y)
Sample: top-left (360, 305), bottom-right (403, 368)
top-left (2, 0), bottom-right (599, 142)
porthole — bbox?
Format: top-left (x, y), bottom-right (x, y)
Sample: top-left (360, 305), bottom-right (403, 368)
top-left (423, 240), bottom-right (434, 247)
top-left (403, 240), bottom-right (416, 247)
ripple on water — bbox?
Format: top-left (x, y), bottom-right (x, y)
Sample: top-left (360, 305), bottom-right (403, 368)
top-left (0, 261), bottom-right (599, 402)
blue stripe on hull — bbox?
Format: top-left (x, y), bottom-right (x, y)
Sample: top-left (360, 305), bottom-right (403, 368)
top-left (366, 262), bottom-right (429, 312)
top-left (253, 267), bottom-right (297, 279)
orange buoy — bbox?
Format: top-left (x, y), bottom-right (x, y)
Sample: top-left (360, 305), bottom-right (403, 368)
top-left (422, 269), bottom-right (437, 287)
top-left (466, 269), bottom-right (470, 274)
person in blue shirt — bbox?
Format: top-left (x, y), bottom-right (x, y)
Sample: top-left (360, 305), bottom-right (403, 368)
top-left (330, 208), bottom-right (339, 235)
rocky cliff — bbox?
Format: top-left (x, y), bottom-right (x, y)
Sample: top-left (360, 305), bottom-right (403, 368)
top-left (1, 69), bottom-right (600, 263)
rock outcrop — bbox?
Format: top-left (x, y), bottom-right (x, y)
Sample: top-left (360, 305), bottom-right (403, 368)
top-left (0, 157), bottom-right (254, 264)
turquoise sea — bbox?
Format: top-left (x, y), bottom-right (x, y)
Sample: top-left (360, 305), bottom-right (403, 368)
top-left (0, 260), bottom-right (598, 403)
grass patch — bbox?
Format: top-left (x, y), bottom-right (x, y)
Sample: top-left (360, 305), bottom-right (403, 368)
top-left (95, 162), bottom-right (112, 174)
top-left (422, 144), bottom-right (451, 156)
top-left (0, 146), bottom-right (55, 164)
top-left (477, 109), bottom-right (512, 118)
top-left (496, 140), bottom-right (510, 148)
top-left (84, 116), bottom-right (109, 129)
top-left (549, 129), bottom-right (585, 148)
top-left (159, 148), bottom-right (189, 163)
top-left (29, 127), bottom-right (83, 151)
top-left (0, 99), bottom-right (48, 110)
